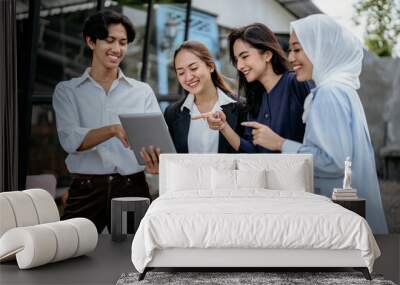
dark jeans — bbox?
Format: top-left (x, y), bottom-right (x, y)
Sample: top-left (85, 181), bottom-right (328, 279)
top-left (62, 172), bottom-right (150, 233)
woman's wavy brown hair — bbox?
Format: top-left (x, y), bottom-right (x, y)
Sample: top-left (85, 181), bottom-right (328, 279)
top-left (228, 23), bottom-right (289, 117)
top-left (173, 41), bottom-right (233, 96)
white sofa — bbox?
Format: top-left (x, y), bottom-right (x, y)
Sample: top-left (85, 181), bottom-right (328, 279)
top-left (131, 154), bottom-right (379, 281)
top-left (0, 189), bottom-right (98, 269)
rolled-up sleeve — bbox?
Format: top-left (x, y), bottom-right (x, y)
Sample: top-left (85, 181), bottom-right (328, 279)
top-left (282, 139), bottom-right (302, 153)
top-left (52, 83), bottom-right (92, 154)
top-left (282, 87), bottom-right (353, 178)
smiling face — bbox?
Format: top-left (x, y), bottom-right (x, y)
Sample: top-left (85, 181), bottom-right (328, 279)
top-left (174, 49), bottom-right (214, 95)
top-left (232, 39), bottom-right (272, 83)
top-left (288, 31), bottom-right (313, 81)
top-left (86, 23), bottom-right (128, 70)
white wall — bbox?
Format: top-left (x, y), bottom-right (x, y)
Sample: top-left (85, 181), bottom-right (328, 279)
top-left (192, 0), bottom-right (296, 33)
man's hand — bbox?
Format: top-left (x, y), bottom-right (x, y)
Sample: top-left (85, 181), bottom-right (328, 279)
top-left (110, 124), bottom-right (130, 148)
top-left (241, 121), bottom-right (284, 151)
top-left (140, 146), bottom-right (160, 174)
top-left (192, 111), bottom-right (227, 131)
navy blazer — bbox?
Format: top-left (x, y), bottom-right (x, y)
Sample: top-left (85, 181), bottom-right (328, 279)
top-left (164, 97), bottom-right (245, 153)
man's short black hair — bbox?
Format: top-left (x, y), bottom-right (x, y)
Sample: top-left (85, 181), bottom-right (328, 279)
top-left (83, 10), bottom-right (136, 44)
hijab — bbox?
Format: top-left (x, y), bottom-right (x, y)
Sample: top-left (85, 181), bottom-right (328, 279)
top-left (290, 14), bottom-right (364, 122)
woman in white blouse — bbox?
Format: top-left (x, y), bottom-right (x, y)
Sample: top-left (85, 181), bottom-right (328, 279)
top-left (141, 41), bottom-right (244, 173)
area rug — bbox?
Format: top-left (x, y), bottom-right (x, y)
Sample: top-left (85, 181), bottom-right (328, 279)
top-left (116, 271), bottom-right (396, 285)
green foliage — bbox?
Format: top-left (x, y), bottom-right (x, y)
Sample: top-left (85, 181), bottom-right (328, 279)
top-left (353, 0), bottom-right (400, 57)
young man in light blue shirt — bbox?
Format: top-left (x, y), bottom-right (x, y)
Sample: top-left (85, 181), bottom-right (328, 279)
top-left (53, 10), bottom-right (161, 233)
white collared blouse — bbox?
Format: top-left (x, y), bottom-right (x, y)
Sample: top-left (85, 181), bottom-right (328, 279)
top-left (53, 68), bottom-right (161, 175)
top-left (180, 88), bottom-right (236, 153)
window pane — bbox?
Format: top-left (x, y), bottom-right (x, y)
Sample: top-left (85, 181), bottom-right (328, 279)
top-left (122, 0), bottom-right (187, 108)
top-left (119, 1), bottom-right (151, 83)
top-left (34, 0), bottom-right (102, 93)
top-left (29, 105), bottom-right (70, 186)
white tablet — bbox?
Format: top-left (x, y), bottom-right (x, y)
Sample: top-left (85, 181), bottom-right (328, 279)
top-left (119, 113), bottom-right (176, 165)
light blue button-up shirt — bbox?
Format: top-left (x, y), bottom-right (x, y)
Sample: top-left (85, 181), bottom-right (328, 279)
top-left (53, 68), bottom-right (161, 175)
top-left (282, 83), bottom-right (388, 234)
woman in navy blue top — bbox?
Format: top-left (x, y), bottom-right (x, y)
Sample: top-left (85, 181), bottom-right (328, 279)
top-left (197, 23), bottom-right (312, 153)
top-left (240, 71), bottom-right (310, 153)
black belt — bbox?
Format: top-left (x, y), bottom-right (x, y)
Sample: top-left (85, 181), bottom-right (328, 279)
top-left (72, 172), bottom-right (145, 182)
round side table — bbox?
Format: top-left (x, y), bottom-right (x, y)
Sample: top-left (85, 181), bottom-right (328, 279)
top-left (111, 197), bottom-right (150, 242)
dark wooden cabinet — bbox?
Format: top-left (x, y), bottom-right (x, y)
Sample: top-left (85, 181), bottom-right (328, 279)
top-left (332, 198), bottom-right (366, 218)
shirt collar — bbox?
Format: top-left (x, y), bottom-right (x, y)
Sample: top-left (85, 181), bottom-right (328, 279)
top-left (117, 69), bottom-right (134, 86)
top-left (217, 88), bottom-right (236, 106)
top-left (180, 93), bottom-right (195, 112)
top-left (74, 67), bottom-right (134, 87)
top-left (73, 68), bottom-right (91, 87)
top-left (180, 88), bottom-right (236, 112)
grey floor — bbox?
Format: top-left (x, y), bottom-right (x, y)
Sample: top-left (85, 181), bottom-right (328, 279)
top-left (0, 234), bottom-right (398, 285)
top-left (0, 235), bottom-right (135, 285)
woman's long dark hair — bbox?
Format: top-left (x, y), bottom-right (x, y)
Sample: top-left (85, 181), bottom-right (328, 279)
top-left (228, 23), bottom-right (289, 117)
top-left (173, 41), bottom-right (233, 96)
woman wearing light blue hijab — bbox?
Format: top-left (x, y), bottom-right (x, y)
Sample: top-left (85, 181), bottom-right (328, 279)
top-left (243, 14), bottom-right (388, 234)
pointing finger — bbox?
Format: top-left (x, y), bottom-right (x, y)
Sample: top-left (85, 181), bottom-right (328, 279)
top-left (241, 121), bottom-right (263, 129)
top-left (191, 112), bottom-right (213, 120)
